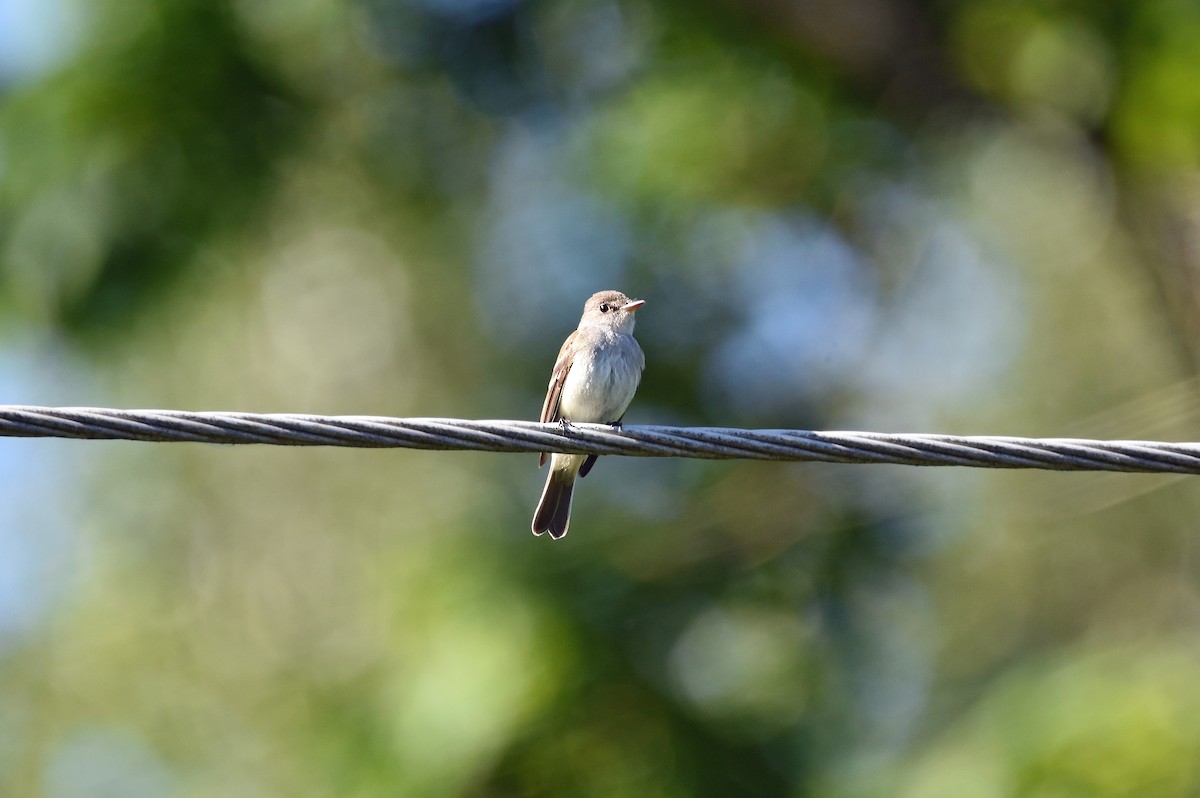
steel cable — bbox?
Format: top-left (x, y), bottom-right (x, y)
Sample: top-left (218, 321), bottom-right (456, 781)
top-left (1, 406), bottom-right (1198, 474)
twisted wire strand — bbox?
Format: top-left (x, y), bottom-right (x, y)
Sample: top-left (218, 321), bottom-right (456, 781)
top-left (2, 405), bottom-right (1199, 474)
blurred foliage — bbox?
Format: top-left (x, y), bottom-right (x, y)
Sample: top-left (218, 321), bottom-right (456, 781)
top-left (4, 0), bottom-right (1200, 795)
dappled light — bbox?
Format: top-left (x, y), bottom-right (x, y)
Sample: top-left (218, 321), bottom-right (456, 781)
top-left (4, 0), bottom-right (1200, 794)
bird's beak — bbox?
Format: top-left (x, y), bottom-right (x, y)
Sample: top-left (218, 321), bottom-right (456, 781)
top-left (621, 299), bottom-right (645, 312)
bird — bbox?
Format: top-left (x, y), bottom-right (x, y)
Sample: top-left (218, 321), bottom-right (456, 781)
top-left (532, 290), bottom-right (646, 539)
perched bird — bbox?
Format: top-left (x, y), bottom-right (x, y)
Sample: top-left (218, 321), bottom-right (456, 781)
top-left (532, 290), bottom-right (646, 539)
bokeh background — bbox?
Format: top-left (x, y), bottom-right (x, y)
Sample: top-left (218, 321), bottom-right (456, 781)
top-left (3, 0), bottom-right (1200, 795)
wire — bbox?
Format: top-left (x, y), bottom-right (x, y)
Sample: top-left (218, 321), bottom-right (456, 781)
top-left (1, 405), bottom-right (1198, 474)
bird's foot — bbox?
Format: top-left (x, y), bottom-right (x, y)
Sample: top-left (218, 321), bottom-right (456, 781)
top-left (559, 418), bottom-right (573, 434)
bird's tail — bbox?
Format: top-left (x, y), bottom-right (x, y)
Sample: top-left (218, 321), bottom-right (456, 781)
top-left (532, 464), bottom-right (577, 539)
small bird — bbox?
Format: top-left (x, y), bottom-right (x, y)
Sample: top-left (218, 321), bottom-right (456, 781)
top-left (532, 290), bottom-right (646, 539)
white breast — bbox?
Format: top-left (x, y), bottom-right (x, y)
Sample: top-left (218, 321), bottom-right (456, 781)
top-left (558, 333), bottom-right (645, 424)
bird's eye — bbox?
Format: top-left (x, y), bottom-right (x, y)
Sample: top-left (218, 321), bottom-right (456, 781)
top-left (599, 303), bottom-right (610, 313)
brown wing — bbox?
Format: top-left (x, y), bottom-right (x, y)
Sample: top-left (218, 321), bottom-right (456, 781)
top-left (538, 331), bottom-right (576, 467)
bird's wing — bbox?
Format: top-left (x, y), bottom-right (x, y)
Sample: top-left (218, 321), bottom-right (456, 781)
top-left (538, 331), bottom-right (576, 467)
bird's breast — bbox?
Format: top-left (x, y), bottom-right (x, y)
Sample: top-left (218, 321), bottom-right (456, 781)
top-left (558, 335), bottom-right (644, 423)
